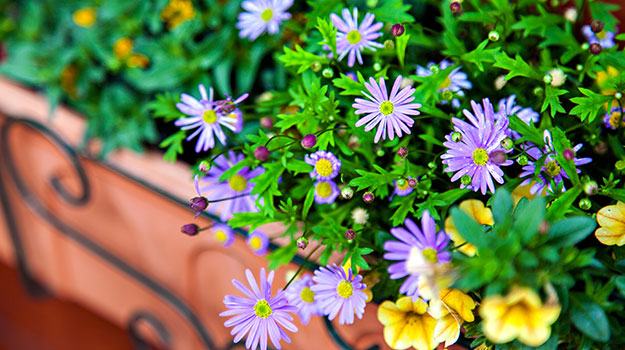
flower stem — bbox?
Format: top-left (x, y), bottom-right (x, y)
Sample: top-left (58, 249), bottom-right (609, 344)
top-left (283, 245), bottom-right (321, 290)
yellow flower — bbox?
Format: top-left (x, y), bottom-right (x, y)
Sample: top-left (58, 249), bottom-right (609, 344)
top-left (475, 344), bottom-right (493, 350)
top-left (511, 183), bottom-right (537, 204)
top-left (429, 289), bottom-right (476, 347)
top-left (479, 286), bottom-right (560, 347)
top-left (377, 297), bottom-right (438, 350)
top-left (60, 64), bottom-right (78, 98)
top-left (444, 199), bottom-right (493, 256)
top-left (596, 66), bottom-right (620, 94)
top-left (113, 37), bottom-right (133, 59)
top-left (161, 0), bottom-right (196, 30)
top-left (595, 201), bottom-right (625, 246)
top-left (127, 54), bottom-right (150, 69)
top-left (73, 7), bottom-right (97, 28)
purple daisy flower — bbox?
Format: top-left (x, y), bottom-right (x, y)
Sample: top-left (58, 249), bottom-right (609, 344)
top-left (416, 60), bottom-right (472, 108)
top-left (247, 230), bottom-right (269, 256)
top-left (220, 268), bottom-right (298, 350)
top-left (311, 264), bottom-right (367, 325)
top-left (175, 84), bottom-right (248, 153)
top-left (603, 106), bottom-right (624, 130)
top-left (304, 151), bottom-right (341, 181)
top-left (441, 98), bottom-right (513, 195)
top-left (519, 130), bottom-right (592, 195)
top-left (197, 151), bottom-right (264, 221)
top-left (314, 180), bottom-right (339, 204)
top-left (496, 95), bottom-right (540, 139)
top-left (237, 0), bottom-right (293, 41)
top-left (353, 76), bottom-right (422, 143)
top-left (330, 8), bottom-right (383, 67)
top-left (392, 177), bottom-right (413, 198)
top-left (383, 211), bottom-right (450, 301)
top-left (582, 25), bottom-right (616, 49)
top-left (212, 223), bottom-right (235, 247)
top-left (285, 275), bottom-right (322, 325)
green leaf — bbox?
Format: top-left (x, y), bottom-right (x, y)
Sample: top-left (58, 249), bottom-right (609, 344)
top-left (493, 52), bottom-right (542, 81)
top-left (546, 184), bottom-right (582, 221)
top-left (450, 207), bottom-right (487, 249)
top-left (149, 92), bottom-right (183, 122)
top-left (460, 40), bottom-right (499, 72)
top-left (285, 160), bottom-right (313, 175)
top-left (396, 33), bottom-right (410, 67)
top-left (390, 194), bottom-right (416, 226)
top-left (458, 12), bottom-right (497, 24)
top-left (349, 168), bottom-right (394, 192)
top-left (372, 0), bottom-right (415, 23)
top-left (316, 17), bottom-right (337, 58)
top-left (219, 159), bottom-right (252, 182)
top-left (509, 114), bottom-right (543, 147)
top-left (302, 186), bottom-right (315, 220)
top-left (589, 1), bottom-right (620, 32)
top-left (616, 276), bottom-right (625, 298)
top-left (550, 127), bottom-right (580, 185)
top-left (513, 196), bottom-right (546, 243)
top-left (158, 131), bottom-right (185, 163)
top-left (229, 212), bottom-right (280, 231)
top-left (570, 293), bottom-right (611, 342)
top-left (491, 188), bottom-right (513, 225)
top-left (548, 216), bottom-right (596, 247)
top-left (541, 86), bottom-right (567, 118)
top-left (570, 87), bottom-right (615, 123)
top-left (278, 45), bottom-right (331, 74)
top-left (267, 242), bottom-right (298, 270)
top-left (332, 73), bottom-right (364, 96)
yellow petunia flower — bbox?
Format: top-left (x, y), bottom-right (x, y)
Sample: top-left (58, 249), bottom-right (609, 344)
top-left (378, 297), bottom-right (438, 350)
top-left (73, 7), bottom-right (97, 28)
top-left (113, 37), bottom-right (133, 59)
top-left (596, 66), bottom-right (620, 95)
top-left (161, 0), bottom-right (196, 30)
top-left (511, 183), bottom-right (537, 204)
top-left (595, 201), bottom-right (625, 246)
top-left (429, 289), bottom-right (476, 348)
top-left (444, 199), bottom-right (493, 256)
top-left (479, 286), bottom-right (560, 347)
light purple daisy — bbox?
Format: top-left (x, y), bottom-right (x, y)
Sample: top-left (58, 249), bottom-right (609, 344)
top-left (582, 25), bottom-right (616, 49)
top-left (304, 151), bottom-right (341, 181)
top-left (353, 76), bottom-right (422, 143)
top-left (175, 84), bottom-right (248, 152)
top-left (212, 223), bottom-right (235, 247)
top-left (496, 95), bottom-right (540, 139)
top-left (313, 180), bottom-right (339, 204)
top-left (383, 211), bottom-right (450, 301)
top-left (416, 60), bottom-right (472, 108)
top-left (247, 230), bottom-right (269, 256)
top-left (285, 275), bottom-right (322, 325)
top-left (603, 106), bottom-right (623, 130)
top-left (311, 264), bottom-right (367, 325)
top-left (237, 0), bottom-right (293, 41)
top-left (330, 8), bottom-right (383, 67)
top-left (197, 151), bottom-right (264, 221)
top-left (441, 98), bottom-right (513, 195)
top-left (220, 268), bottom-right (298, 350)
top-left (519, 130), bottom-right (592, 195)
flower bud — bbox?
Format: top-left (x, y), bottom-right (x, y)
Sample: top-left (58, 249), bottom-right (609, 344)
top-left (616, 160), bottom-right (625, 171)
top-left (517, 155), bottom-right (528, 166)
top-left (199, 160), bottom-right (210, 173)
top-left (310, 61), bottom-right (322, 72)
top-left (260, 117), bottom-right (274, 129)
top-left (322, 67), bottom-right (334, 78)
top-left (591, 20), bottom-right (604, 33)
top-left (616, 92), bottom-right (623, 99)
top-left (543, 74), bottom-right (553, 84)
top-left (181, 223), bottom-right (199, 236)
top-left (576, 64), bottom-right (583, 71)
top-left (488, 30), bottom-right (500, 42)
top-left (384, 39), bottom-right (395, 50)
top-left (408, 178), bottom-right (418, 188)
top-left (376, 148), bottom-right (385, 157)
top-left (451, 131), bottom-right (462, 142)
top-left (429, 64), bottom-right (440, 74)
top-left (461, 175), bottom-right (472, 186)
top-left (590, 43), bottom-right (602, 55)
top-left (489, 151), bottom-right (507, 165)
top-left (391, 23), bottom-right (405, 37)
top-left (297, 237), bottom-right (309, 250)
top-left (397, 147), bottom-right (408, 158)
top-left (301, 134), bottom-right (317, 149)
top-left (450, 1), bottom-right (461, 15)
top-left (533, 86), bottom-right (543, 96)
top-left (345, 229), bottom-right (356, 241)
top-left (442, 89), bottom-right (454, 100)
top-left (427, 161), bottom-right (436, 169)
top-left (373, 62), bottom-right (382, 71)
top-left (594, 142), bottom-right (608, 155)
top-left (363, 192), bottom-right (374, 204)
top-left (584, 181), bottom-right (598, 196)
top-left (397, 178), bottom-right (407, 187)
top-left (562, 148), bottom-right (575, 160)
top-left (341, 187), bottom-right (354, 199)
top-left (254, 146), bottom-right (270, 162)
top-left (189, 196), bottom-right (208, 212)
top-left (581, 43), bottom-right (590, 50)
top-left (538, 221), bottom-right (550, 235)
top-left (579, 198), bottom-right (592, 210)
top-left (501, 138), bottom-right (513, 150)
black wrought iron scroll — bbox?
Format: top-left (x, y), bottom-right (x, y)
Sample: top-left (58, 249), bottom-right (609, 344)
top-left (0, 115), bottom-right (386, 350)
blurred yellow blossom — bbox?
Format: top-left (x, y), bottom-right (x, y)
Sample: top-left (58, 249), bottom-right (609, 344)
top-left (73, 7), bottom-right (97, 28)
top-left (378, 296), bottom-right (437, 350)
top-left (60, 64), bottom-right (78, 98)
top-left (444, 199), bottom-right (493, 256)
top-left (511, 183), bottom-right (537, 204)
top-left (479, 286), bottom-right (560, 347)
top-left (161, 0), bottom-right (196, 30)
top-left (429, 289), bottom-right (476, 347)
top-left (595, 201), bottom-right (625, 246)
top-left (113, 37), bottom-right (133, 59)
top-left (127, 54), bottom-right (150, 69)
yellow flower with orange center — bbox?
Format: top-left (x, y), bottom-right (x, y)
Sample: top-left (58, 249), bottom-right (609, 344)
top-left (113, 37), bottom-right (133, 59)
top-left (73, 7), bottom-right (97, 28)
top-left (161, 0), bottom-right (196, 30)
top-left (377, 296), bottom-right (438, 350)
top-left (444, 199), bottom-right (493, 256)
top-left (429, 289), bottom-right (476, 347)
top-left (479, 286), bottom-right (560, 347)
top-left (595, 201), bottom-right (625, 246)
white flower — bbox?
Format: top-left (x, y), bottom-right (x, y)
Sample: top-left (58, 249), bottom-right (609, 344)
top-left (351, 207), bottom-right (369, 225)
top-left (564, 7), bottom-right (577, 23)
top-left (548, 68), bottom-right (567, 87)
top-left (494, 75), bottom-right (507, 91)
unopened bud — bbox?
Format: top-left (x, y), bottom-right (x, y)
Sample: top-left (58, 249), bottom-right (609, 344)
top-left (376, 148), bottom-right (385, 157)
top-left (181, 224), bottom-right (199, 236)
top-left (591, 20), bottom-right (604, 33)
top-left (341, 187), bottom-right (354, 199)
top-left (297, 237), bottom-right (309, 250)
top-left (397, 178), bottom-right (407, 187)
top-left (584, 181), bottom-right (598, 196)
top-left (345, 229), bottom-right (356, 241)
top-left (562, 148), bottom-right (575, 160)
top-left (322, 67), bottom-right (334, 78)
top-left (260, 117), bottom-right (274, 129)
top-left (489, 151), bottom-right (507, 165)
top-left (579, 198), bottom-right (592, 210)
top-left (461, 175), bottom-right (472, 186)
top-left (429, 64), bottom-right (440, 74)
top-left (576, 64), bottom-right (583, 71)
top-left (450, 1), bottom-right (461, 15)
top-left (590, 43), bottom-right (602, 55)
top-left (616, 92), bottom-right (623, 99)
top-left (616, 160), bottom-right (625, 171)
top-left (451, 131), bottom-right (462, 142)
top-left (442, 89), bottom-right (454, 100)
top-left (533, 86), bottom-right (543, 96)
top-left (408, 178), bottom-right (418, 188)
top-left (310, 61), bottom-right (322, 72)
top-left (488, 30), bottom-right (500, 42)
top-left (517, 155), bottom-right (528, 166)
top-left (543, 74), bottom-right (553, 84)
top-left (199, 160), bottom-right (210, 173)
top-left (301, 134), bottom-right (317, 149)
top-left (254, 146), bottom-right (270, 162)
top-left (397, 147), bottom-right (408, 158)
top-left (391, 23), bottom-right (405, 37)
top-left (373, 62), bottom-right (382, 71)
top-left (384, 39), bottom-right (395, 50)
top-left (538, 221), bottom-right (550, 234)
top-left (501, 138), bottom-right (513, 150)
top-left (189, 196), bottom-right (208, 212)
top-left (594, 142), bottom-right (608, 155)
top-left (363, 192), bottom-right (374, 204)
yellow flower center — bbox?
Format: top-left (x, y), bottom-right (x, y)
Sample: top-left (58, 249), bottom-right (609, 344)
top-left (249, 236), bottom-right (262, 250)
top-left (337, 280), bottom-right (354, 298)
top-left (422, 248), bottom-right (439, 263)
top-left (300, 287), bottom-right (315, 303)
top-left (596, 30), bottom-right (607, 40)
top-left (73, 7), bottom-right (97, 28)
top-left (315, 158), bottom-right (334, 177)
top-left (397, 181), bottom-right (411, 191)
top-left (228, 175), bottom-right (247, 192)
top-left (316, 182), bottom-right (333, 198)
top-left (202, 110), bottom-right (218, 124)
top-left (261, 8), bottom-right (273, 21)
top-left (545, 160), bottom-right (561, 177)
top-left (379, 101), bottom-right (394, 116)
top-left (347, 30), bottom-right (362, 44)
top-left (439, 76), bottom-right (452, 90)
top-left (609, 111), bottom-right (622, 128)
top-left (472, 148), bottom-right (489, 166)
top-left (215, 230), bottom-right (227, 243)
top-left (113, 37), bottom-right (133, 59)
top-left (254, 299), bottom-right (273, 318)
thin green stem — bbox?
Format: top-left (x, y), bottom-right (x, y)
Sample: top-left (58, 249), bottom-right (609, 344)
top-left (283, 245), bottom-right (321, 290)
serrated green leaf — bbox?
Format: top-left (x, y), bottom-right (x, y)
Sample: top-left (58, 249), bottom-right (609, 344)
top-left (278, 45), bottom-right (331, 74)
top-left (493, 52), bottom-right (542, 81)
top-left (546, 184), bottom-right (582, 221)
top-left (316, 17), bottom-right (337, 58)
top-left (332, 73), bottom-right (364, 96)
top-left (570, 87), bottom-right (614, 123)
top-left (541, 86), bottom-right (567, 118)
top-left (461, 40), bottom-right (499, 72)
top-left (372, 0), bottom-right (415, 23)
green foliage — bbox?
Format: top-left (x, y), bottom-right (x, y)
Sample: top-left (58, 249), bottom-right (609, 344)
top-left (570, 88), bottom-right (616, 123)
top-left (493, 52), bottom-right (542, 81)
top-left (278, 44), bottom-right (331, 74)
